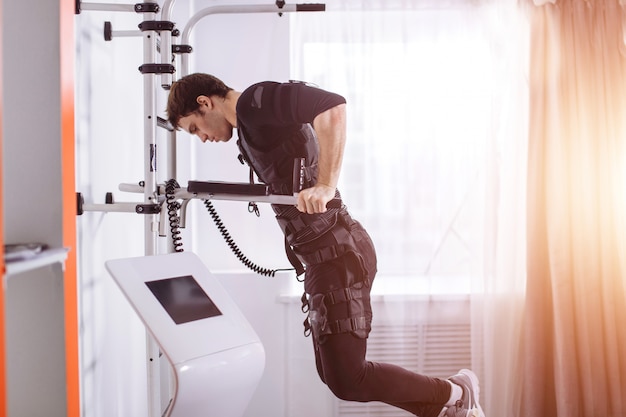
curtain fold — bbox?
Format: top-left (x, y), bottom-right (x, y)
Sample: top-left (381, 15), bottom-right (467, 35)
top-left (521, 1), bottom-right (626, 416)
top-left (470, 3), bottom-right (529, 416)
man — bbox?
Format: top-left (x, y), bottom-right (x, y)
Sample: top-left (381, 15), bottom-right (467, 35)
top-left (166, 73), bottom-right (485, 417)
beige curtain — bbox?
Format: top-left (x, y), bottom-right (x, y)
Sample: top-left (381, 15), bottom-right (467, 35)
top-left (521, 1), bottom-right (626, 416)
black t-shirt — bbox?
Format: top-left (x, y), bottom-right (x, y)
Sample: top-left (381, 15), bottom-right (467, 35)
top-left (236, 81), bottom-right (346, 150)
top-left (236, 83), bottom-right (355, 267)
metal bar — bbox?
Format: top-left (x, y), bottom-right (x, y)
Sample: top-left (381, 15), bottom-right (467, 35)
top-left (119, 183), bottom-right (144, 193)
top-left (165, 130), bottom-right (177, 189)
top-left (140, 6), bottom-right (161, 417)
top-left (176, 189), bottom-right (341, 208)
top-left (142, 10), bottom-right (158, 256)
top-left (81, 203), bottom-right (139, 213)
top-left (160, 2), bottom-right (177, 181)
top-left (159, 0), bottom-right (177, 89)
top-left (111, 30), bottom-right (142, 38)
top-left (81, 191), bottom-right (339, 212)
top-left (79, 2), bottom-right (135, 12)
top-left (178, 190), bottom-right (296, 205)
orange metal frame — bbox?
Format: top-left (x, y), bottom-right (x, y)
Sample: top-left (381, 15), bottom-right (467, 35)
top-left (60, 0), bottom-right (79, 415)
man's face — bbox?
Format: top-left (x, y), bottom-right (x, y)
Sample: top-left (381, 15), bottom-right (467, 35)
top-left (178, 104), bottom-right (233, 143)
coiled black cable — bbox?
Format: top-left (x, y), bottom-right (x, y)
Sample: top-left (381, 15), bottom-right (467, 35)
top-left (203, 199), bottom-right (293, 277)
top-left (165, 179), bottom-right (184, 252)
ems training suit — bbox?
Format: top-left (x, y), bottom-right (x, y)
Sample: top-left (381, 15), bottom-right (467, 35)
top-left (236, 81), bottom-right (450, 417)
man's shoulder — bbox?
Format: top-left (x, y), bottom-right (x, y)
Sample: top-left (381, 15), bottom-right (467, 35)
top-left (241, 80), bottom-right (316, 97)
top-left (241, 80), bottom-right (279, 96)
top-left (238, 81), bottom-right (278, 111)
top-left (237, 81), bottom-right (284, 128)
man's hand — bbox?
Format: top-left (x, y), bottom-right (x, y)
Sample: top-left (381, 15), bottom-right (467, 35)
top-left (297, 183), bottom-right (336, 214)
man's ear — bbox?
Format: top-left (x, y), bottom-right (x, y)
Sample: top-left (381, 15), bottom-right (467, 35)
top-left (196, 95), bottom-right (212, 109)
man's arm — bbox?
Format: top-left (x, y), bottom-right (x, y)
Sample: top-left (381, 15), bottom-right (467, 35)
top-left (297, 103), bottom-right (347, 214)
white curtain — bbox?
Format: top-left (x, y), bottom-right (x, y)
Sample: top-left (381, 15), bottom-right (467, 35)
top-left (290, 1), bottom-right (529, 415)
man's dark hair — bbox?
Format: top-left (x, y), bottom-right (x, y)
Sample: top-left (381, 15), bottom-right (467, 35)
top-left (166, 73), bottom-right (233, 129)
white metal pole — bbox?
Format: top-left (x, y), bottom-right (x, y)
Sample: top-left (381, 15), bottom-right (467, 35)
top-left (166, 130), bottom-right (177, 192)
top-left (141, 5), bottom-right (162, 417)
top-left (160, 0), bottom-right (179, 255)
top-left (160, 0), bottom-right (177, 89)
top-left (142, 11), bottom-right (158, 257)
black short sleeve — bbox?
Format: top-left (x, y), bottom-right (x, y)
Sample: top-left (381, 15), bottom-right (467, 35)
top-left (237, 81), bottom-right (346, 129)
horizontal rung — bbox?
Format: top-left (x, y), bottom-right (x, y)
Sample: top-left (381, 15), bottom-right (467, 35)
top-left (79, 2), bottom-right (135, 12)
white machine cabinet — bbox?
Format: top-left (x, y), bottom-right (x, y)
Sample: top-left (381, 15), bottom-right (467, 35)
top-left (105, 252), bottom-right (265, 417)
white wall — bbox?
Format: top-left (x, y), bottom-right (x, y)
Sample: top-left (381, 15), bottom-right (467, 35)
top-left (75, 2), bottom-right (328, 417)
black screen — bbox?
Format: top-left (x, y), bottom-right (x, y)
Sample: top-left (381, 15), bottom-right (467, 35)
top-left (145, 275), bottom-right (222, 324)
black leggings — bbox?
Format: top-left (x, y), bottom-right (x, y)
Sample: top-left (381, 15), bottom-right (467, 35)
top-left (303, 227), bottom-right (451, 417)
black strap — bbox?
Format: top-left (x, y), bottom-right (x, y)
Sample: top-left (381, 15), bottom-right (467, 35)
top-left (284, 237), bottom-right (306, 278)
top-left (300, 292), bottom-right (309, 313)
top-left (325, 286), bottom-right (364, 305)
top-left (296, 244), bottom-right (348, 265)
top-left (327, 317), bottom-right (368, 334)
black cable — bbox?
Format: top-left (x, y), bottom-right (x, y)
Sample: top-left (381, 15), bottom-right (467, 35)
top-left (203, 199), bottom-right (293, 277)
top-left (165, 179), bottom-right (184, 252)
top-left (165, 178), bottom-right (293, 276)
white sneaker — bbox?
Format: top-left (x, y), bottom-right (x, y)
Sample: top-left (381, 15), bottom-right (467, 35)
top-left (445, 369), bottom-right (485, 417)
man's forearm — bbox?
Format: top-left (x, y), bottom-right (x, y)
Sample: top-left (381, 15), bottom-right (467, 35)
top-left (313, 103), bottom-right (347, 189)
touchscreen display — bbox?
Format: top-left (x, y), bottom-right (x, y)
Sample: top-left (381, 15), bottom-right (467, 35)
top-left (145, 275), bottom-right (222, 324)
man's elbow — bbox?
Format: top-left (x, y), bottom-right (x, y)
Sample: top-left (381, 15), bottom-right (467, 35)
top-left (314, 103), bottom-right (347, 131)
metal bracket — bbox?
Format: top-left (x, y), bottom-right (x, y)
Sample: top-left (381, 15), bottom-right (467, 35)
top-left (138, 64), bottom-right (175, 74)
top-left (138, 20), bottom-right (175, 32)
top-left (276, 0), bottom-right (286, 16)
top-left (136, 204), bottom-right (161, 214)
top-left (157, 116), bottom-right (174, 132)
top-left (104, 21), bottom-right (113, 41)
top-left (172, 44), bottom-right (193, 54)
top-left (77, 192), bottom-right (85, 215)
top-left (134, 2), bottom-right (159, 13)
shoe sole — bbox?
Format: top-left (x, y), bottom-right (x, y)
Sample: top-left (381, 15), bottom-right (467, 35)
top-left (457, 369), bottom-right (485, 417)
